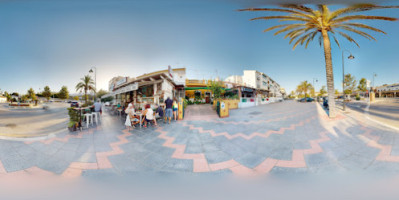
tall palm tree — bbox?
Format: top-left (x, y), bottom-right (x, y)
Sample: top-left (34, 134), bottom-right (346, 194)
top-left (76, 75), bottom-right (95, 104)
top-left (239, 4), bottom-right (398, 118)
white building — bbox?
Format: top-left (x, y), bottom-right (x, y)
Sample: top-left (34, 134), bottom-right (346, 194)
top-left (0, 96), bottom-right (7, 103)
top-left (376, 83), bottom-right (399, 98)
top-left (226, 70), bottom-right (283, 98)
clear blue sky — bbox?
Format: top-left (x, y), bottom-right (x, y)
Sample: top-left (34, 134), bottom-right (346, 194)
top-left (0, 0), bottom-right (398, 95)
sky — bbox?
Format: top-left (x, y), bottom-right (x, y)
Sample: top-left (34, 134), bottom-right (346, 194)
top-left (0, 0), bottom-right (398, 95)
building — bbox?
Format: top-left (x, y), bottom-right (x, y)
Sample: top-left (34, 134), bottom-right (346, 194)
top-left (0, 96), bottom-right (7, 103)
top-left (375, 83), bottom-right (399, 98)
top-left (105, 67), bottom-right (186, 109)
top-left (225, 70), bottom-right (283, 98)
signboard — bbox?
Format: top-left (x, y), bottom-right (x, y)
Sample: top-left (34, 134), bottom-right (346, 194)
top-left (241, 87), bottom-right (254, 92)
top-left (366, 80), bottom-right (371, 89)
top-left (116, 77), bottom-right (127, 86)
top-left (115, 82), bottom-right (138, 94)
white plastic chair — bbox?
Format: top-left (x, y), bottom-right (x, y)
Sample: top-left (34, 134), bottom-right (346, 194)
top-left (84, 113), bottom-right (93, 128)
top-left (92, 112), bottom-right (100, 124)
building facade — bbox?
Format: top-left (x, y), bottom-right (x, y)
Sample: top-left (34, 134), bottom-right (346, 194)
top-left (375, 83), bottom-right (399, 98)
top-left (104, 67), bottom-right (186, 109)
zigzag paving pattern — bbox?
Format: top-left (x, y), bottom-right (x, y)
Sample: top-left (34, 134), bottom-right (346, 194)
top-left (1, 101), bottom-right (399, 179)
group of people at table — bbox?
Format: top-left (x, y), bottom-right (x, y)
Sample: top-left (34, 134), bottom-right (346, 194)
top-left (124, 97), bottom-right (179, 130)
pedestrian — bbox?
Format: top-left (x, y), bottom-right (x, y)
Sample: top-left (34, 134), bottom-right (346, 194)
top-left (94, 100), bottom-right (102, 115)
top-left (124, 103), bottom-right (135, 131)
top-left (142, 104), bottom-right (156, 128)
top-left (165, 97), bottom-right (173, 124)
top-left (173, 98), bottom-right (178, 121)
top-left (155, 104), bottom-right (164, 123)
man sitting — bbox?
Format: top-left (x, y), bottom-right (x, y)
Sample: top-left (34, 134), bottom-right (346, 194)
top-left (155, 104), bottom-right (164, 123)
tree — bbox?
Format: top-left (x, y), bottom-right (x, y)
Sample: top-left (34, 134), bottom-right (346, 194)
top-left (21, 95), bottom-right (28, 102)
top-left (11, 92), bottom-right (19, 97)
top-left (4, 92), bottom-right (11, 102)
top-left (239, 4), bottom-right (398, 118)
top-left (358, 78), bottom-right (368, 93)
top-left (289, 91), bottom-right (296, 99)
top-left (319, 86), bottom-right (327, 97)
top-left (58, 86), bottom-right (69, 100)
top-left (75, 75), bottom-right (95, 104)
top-left (97, 89), bottom-right (108, 99)
top-left (208, 80), bottom-right (223, 99)
top-left (344, 74), bottom-right (357, 95)
top-left (42, 86), bottom-right (52, 101)
top-left (335, 89), bottom-right (339, 97)
top-left (73, 96), bottom-right (80, 101)
top-left (297, 81), bottom-right (313, 98)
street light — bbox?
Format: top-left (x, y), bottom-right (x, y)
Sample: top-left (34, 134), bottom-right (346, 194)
top-left (313, 78), bottom-right (318, 98)
top-left (342, 49), bottom-right (355, 111)
top-left (89, 67), bottom-right (97, 101)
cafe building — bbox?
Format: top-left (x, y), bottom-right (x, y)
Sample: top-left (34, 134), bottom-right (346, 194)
top-left (107, 67), bottom-right (186, 109)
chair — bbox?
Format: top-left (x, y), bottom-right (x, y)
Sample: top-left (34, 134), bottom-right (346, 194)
top-left (84, 113), bottom-right (93, 128)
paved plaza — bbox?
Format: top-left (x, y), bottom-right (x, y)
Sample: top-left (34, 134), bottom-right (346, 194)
top-left (0, 101), bottom-right (399, 180)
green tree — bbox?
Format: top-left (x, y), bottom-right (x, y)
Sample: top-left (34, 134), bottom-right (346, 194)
top-left (297, 81), bottom-right (313, 98)
top-left (319, 86), bottom-right (327, 97)
top-left (344, 74), bottom-right (357, 95)
top-left (4, 92), bottom-right (11, 102)
top-left (208, 80), bottom-right (223, 99)
top-left (97, 89), bottom-right (108, 99)
top-left (42, 86), bottom-right (52, 101)
top-left (58, 86), bottom-right (69, 100)
top-left (239, 4), bottom-right (398, 118)
top-left (21, 95), bottom-right (28, 102)
top-left (358, 78), bottom-right (368, 93)
top-left (335, 89), bottom-right (339, 96)
top-left (27, 88), bottom-right (37, 105)
top-left (11, 92), bottom-right (19, 97)
top-left (75, 75), bottom-right (95, 104)
top-left (73, 96), bottom-right (80, 101)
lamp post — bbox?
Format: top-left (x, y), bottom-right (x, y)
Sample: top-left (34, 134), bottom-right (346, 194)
top-left (372, 73), bottom-right (377, 98)
top-left (312, 78), bottom-right (318, 98)
top-left (89, 67), bottom-right (97, 101)
top-left (342, 50), bottom-right (355, 111)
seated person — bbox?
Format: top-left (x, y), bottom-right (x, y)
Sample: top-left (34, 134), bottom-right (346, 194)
top-left (155, 104), bottom-right (164, 120)
top-left (142, 104), bottom-right (157, 128)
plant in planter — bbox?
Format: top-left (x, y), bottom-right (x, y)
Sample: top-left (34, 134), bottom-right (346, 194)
top-left (67, 108), bottom-right (80, 132)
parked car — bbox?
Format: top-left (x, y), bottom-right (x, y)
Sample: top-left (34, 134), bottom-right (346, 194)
top-left (299, 97), bottom-right (314, 102)
top-left (70, 101), bottom-right (79, 107)
top-left (67, 100), bottom-right (72, 103)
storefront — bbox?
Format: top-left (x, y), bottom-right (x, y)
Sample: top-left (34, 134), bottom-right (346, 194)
top-left (110, 68), bottom-right (186, 110)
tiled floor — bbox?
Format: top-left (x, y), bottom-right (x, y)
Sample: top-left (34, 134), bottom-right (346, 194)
top-left (0, 101), bottom-right (398, 179)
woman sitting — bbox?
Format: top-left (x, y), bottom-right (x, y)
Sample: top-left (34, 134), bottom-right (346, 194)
top-left (142, 104), bottom-right (157, 128)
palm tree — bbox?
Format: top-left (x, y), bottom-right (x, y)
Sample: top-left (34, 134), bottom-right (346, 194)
top-left (239, 4), bottom-right (398, 118)
top-left (76, 75), bottom-right (95, 104)
top-left (298, 81), bottom-right (313, 98)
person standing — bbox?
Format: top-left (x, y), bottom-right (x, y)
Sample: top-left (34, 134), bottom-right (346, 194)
top-left (124, 103), bottom-right (135, 131)
top-left (173, 98), bottom-right (178, 121)
top-left (165, 97), bottom-right (173, 124)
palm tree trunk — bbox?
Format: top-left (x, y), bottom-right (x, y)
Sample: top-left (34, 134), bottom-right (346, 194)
top-left (85, 89), bottom-right (87, 104)
top-left (321, 29), bottom-right (336, 118)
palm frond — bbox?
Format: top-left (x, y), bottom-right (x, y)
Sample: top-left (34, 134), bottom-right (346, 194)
top-left (305, 31), bottom-right (318, 48)
top-left (250, 16), bottom-right (310, 23)
top-left (274, 24), bottom-right (305, 35)
top-left (293, 32), bottom-right (314, 50)
top-left (331, 33), bottom-right (341, 48)
top-left (337, 23), bottom-right (386, 34)
top-left (333, 15), bottom-right (397, 23)
top-left (238, 8), bottom-right (307, 16)
top-left (318, 35), bottom-right (322, 47)
top-left (263, 24), bottom-right (290, 32)
top-left (280, 4), bottom-right (314, 14)
top-left (338, 31), bottom-right (360, 47)
top-left (330, 4), bottom-right (399, 20)
top-left (337, 25), bottom-right (376, 40)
